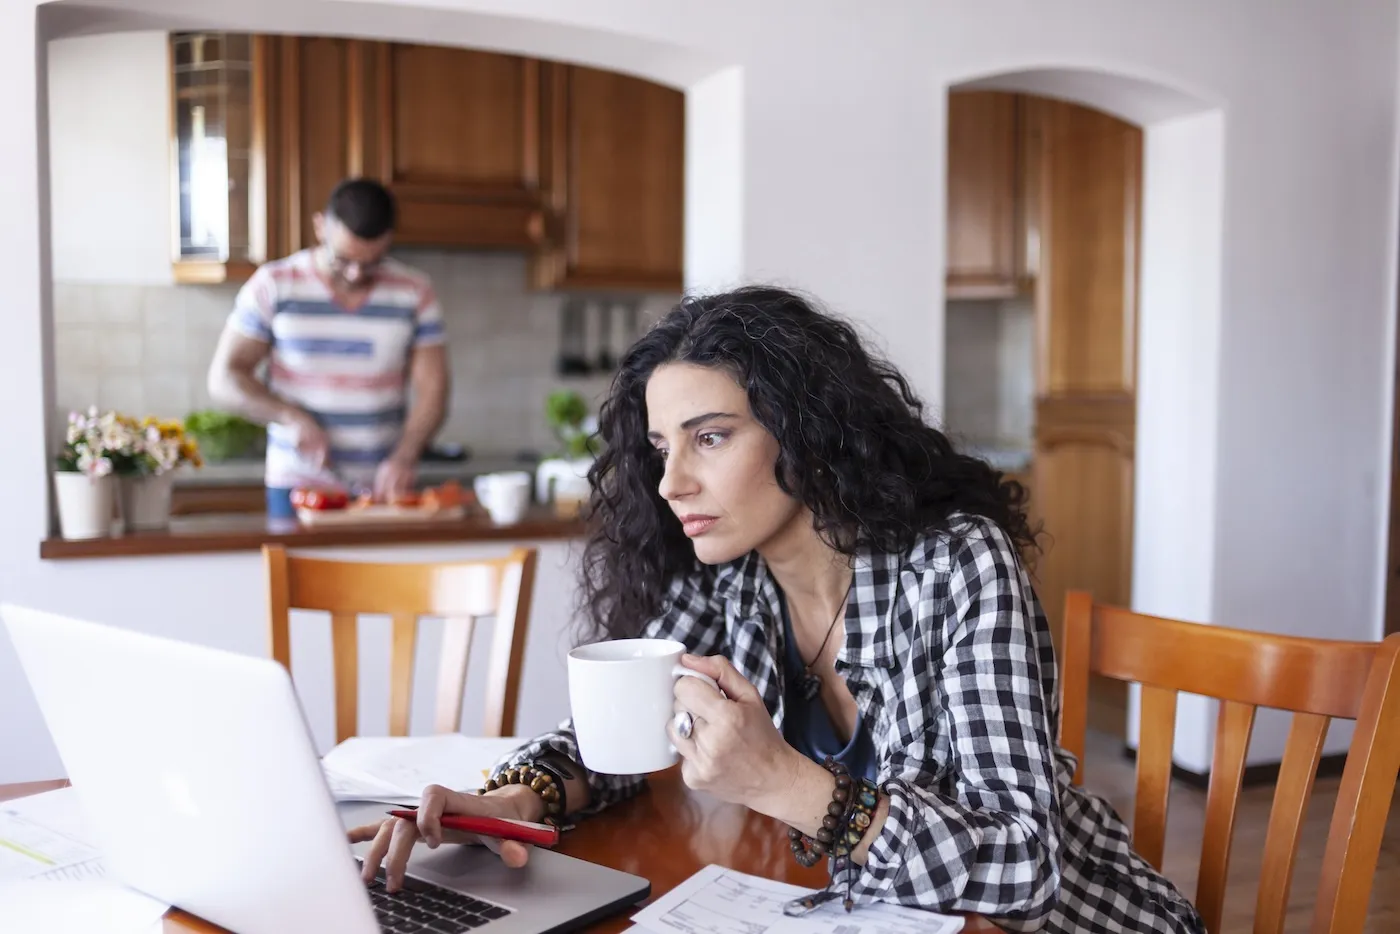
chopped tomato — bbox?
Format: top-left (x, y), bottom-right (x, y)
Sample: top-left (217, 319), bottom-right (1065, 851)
top-left (391, 490), bottom-right (420, 508)
top-left (293, 487), bottom-right (349, 511)
top-left (433, 480), bottom-right (464, 509)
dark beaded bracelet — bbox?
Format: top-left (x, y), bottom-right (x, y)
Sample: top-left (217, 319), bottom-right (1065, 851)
top-left (786, 757), bottom-right (854, 868)
top-left (478, 761), bottom-right (565, 828)
top-left (834, 778), bottom-right (878, 857)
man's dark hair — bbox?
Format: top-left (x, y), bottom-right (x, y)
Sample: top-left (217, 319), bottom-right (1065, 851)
top-left (325, 178), bottom-right (397, 240)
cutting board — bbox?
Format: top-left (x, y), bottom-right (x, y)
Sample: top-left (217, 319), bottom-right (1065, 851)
top-left (295, 504), bottom-right (468, 527)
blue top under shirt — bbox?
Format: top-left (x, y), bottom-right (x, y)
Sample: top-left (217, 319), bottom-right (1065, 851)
top-left (778, 591), bottom-right (878, 782)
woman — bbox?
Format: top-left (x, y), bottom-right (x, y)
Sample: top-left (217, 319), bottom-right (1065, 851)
top-left (353, 287), bottom-right (1205, 934)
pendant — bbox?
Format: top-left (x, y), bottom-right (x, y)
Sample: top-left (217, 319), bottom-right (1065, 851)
top-left (799, 669), bottom-right (823, 701)
top-left (784, 889), bottom-right (839, 917)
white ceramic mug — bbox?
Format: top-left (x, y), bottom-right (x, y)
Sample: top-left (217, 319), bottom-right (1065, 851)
top-left (567, 638), bottom-right (720, 775)
top-left (472, 471), bottom-right (532, 524)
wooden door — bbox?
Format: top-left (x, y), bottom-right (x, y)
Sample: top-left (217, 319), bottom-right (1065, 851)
top-left (946, 92), bottom-right (1021, 299)
top-left (531, 64), bottom-right (684, 292)
top-left (1028, 97), bottom-right (1142, 736)
top-left (371, 43), bottom-right (544, 249)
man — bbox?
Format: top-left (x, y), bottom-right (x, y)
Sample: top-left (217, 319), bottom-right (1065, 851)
top-left (208, 178), bottom-right (450, 518)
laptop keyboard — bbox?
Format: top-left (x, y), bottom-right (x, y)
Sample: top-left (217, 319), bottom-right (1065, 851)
top-left (358, 861), bottom-right (515, 933)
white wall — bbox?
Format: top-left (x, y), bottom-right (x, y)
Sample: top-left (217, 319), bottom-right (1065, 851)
top-left (1129, 112), bottom-right (1226, 772)
top-left (4, 0), bottom-right (1399, 782)
top-left (684, 66), bottom-right (744, 294)
top-left (47, 31), bottom-right (173, 285)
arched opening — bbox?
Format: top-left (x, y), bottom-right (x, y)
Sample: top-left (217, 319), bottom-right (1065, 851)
top-left (35, 0), bottom-right (745, 751)
top-left (942, 67), bottom-right (1224, 774)
top-left (40, 0), bottom-right (727, 90)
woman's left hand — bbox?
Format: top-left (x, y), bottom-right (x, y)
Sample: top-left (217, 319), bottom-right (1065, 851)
top-left (668, 653), bottom-right (802, 811)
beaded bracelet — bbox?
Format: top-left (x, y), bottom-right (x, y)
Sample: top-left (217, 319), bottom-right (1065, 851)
top-left (784, 758), bottom-right (881, 914)
top-left (524, 758), bottom-right (573, 819)
top-left (787, 758), bottom-right (853, 867)
top-left (787, 757), bottom-right (878, 867)
top-left (834, 777), bottom-right (878, 857)
top-left (477, 761), bottom-right (566, 827)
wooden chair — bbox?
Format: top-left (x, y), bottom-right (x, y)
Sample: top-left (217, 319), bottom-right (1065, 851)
top-left (1058, 591), bottom-right (1400, 934)
top-left (262, 544), bottom-right (538, 744)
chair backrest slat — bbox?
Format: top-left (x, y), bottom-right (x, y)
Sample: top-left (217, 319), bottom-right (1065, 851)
top-left (1313, 636), bottom-right (1400, 934)
top-left (263, 545), bottom-right (538, 743)
top-left (1197, 700), bottom-right (1257, 934)
top-left (1061, 591), bottom-right (1092, 786)
top-left (330, 610), bottom-right (359, 745)
top-left (1254, 710), bottom-right (1329, 934)
top-left (1133, 683), bottom-right (1178, 870)
top-left (1060, 591), bottom-right (1400, 934)
top-left (480, 556), bottom-right (536, 738)
top-left (388, 612), bottom-right (418, 737)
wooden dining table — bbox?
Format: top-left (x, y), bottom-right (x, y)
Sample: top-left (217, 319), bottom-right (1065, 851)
top-left (1, 772), bottom-right (997, 933)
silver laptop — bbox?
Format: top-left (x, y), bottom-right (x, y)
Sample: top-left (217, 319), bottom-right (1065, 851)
top-left (2, 603), bottom-right (649, 934)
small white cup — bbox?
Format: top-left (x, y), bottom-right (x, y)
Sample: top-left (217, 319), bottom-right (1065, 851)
top-left (472, 471), bottom-right (532, 524)
top-left (567, 638), bottom-right (720, 775)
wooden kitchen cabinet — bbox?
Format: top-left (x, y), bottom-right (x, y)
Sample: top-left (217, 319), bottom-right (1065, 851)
top-left (170, 34), bottom-right (684, 289)
top-left (259, 37), bottom-right (546, 255)
top-left (531, 63), bottom-right (685, 292)
top-left (946, 91), bottom-right (1025, 299)
top-left (369, 43), bottom-right (545, 249)
top-left (263, 36), bottom-right (375, 256)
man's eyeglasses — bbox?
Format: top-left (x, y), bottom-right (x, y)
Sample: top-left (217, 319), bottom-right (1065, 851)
top-left (322, 244), bottom-right (385, 280)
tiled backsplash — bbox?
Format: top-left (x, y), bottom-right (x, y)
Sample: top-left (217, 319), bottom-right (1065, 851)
top-left (51, 251), bottom-right (677, 457)
top-left (943, 297), bottom-right (1035, 452)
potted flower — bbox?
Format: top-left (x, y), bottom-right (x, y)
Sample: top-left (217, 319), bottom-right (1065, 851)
top-left (120, 417), bottom-right (204, 530)
top-left (53, 408), bottom-right (142, 540)
top-left (535, 390), bottom-right (599, 517)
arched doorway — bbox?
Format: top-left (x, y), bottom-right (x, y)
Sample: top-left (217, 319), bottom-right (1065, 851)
top-left (943, 67), bottom-right (1222, 754)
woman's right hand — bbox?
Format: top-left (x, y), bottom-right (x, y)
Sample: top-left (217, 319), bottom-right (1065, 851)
top-left (347, 783), bottom-right (541, 892)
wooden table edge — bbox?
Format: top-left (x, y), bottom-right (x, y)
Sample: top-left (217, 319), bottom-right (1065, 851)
top-left (0, 778), bottom-right (998, 933)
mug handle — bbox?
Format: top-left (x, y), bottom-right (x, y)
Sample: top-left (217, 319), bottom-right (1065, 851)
top-left (672, 664), bottom-right (723, 697)
top-left (668, 665), bottom-right (725, 754)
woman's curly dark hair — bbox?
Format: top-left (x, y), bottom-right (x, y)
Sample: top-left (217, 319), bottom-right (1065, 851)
top-left (578, 286), bottom-right (1037, 642)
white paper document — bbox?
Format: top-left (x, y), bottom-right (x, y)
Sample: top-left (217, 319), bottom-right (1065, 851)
top-left (631, 864), bottom-right (963, 934)
top-left (0, 788), bottom-right (101, 885)
top-left (321, 734), bottom-right (526, 804)
top-left (0, 878), bottom-right (169, 934)
top-left (0, 787), bottom-right (171, 931)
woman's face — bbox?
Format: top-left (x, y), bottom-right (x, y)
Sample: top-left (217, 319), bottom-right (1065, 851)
top-left (645, 362), bottom-right (805, 564)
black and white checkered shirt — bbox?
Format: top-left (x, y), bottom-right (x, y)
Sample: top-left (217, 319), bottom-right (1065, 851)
top-left (497, 515), bottom-right (1205, 933)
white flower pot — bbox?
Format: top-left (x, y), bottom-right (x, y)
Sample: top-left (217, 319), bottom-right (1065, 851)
top-left (120, 473), bottom-right (175, 531)
top-left (54, 472), bottom-right (115, 540)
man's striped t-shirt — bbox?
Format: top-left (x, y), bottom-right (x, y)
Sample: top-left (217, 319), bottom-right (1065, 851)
top-left (224, 249), bottom-right (445, 491)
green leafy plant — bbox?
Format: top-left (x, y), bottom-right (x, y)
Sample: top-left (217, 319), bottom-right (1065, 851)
top-left (544, 390), bottom-right (599, 460)
top-left (183, 410), bottom-right (266, 462)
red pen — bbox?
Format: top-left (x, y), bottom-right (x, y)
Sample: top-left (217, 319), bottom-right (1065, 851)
top-left (386, 808), bottom-right (560, 848)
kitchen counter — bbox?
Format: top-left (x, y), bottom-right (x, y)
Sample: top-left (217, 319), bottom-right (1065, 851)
top-left (168, 455), bottom-right (547, 517)
top-left (39, 506), bottom-right (584, 560)
top-left (174, 454), bottom-right (539, 488)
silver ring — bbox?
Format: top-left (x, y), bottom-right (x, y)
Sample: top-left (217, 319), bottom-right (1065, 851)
top-left (673, 710), bottom-right (694, 740)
